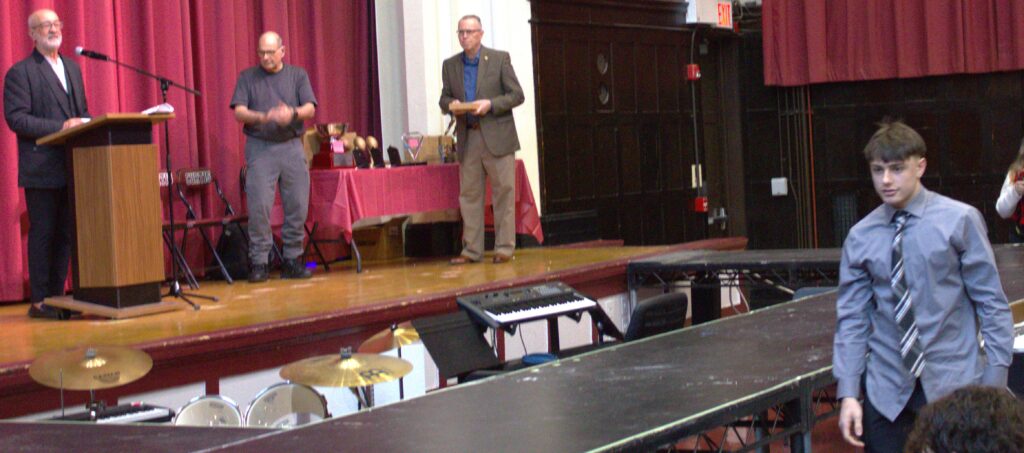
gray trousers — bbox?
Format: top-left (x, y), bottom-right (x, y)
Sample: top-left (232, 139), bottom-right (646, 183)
top-left (458, 128), bottom-right (516, 260)
top-left (245, 136), bottom-right (310, 264)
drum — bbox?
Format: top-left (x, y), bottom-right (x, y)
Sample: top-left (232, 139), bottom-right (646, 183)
top-left (245, 382), bottom-right (329, 428)
top-left (173, 395), bottom-right (242, 427)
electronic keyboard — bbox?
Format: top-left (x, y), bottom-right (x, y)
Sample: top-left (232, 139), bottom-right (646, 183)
top-left (456, 281), bottom-right (598, 331)
top-left (53, 403), bottom-right (174, 424)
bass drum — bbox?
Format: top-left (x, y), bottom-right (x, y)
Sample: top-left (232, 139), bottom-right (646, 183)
top-left (245, 382), bottom-right (329, 428)
top-left (173, 395), bottom-right (243, 427)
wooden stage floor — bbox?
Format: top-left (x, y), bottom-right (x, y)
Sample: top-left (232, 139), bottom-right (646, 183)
top-left (0, 238), bottom-right (744, 418)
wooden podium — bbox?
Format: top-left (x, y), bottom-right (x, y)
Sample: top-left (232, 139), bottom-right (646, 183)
top-left (37, 113), bottom-right (186, 318)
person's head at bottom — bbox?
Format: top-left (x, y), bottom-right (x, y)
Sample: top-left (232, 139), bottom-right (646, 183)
top-left (904, 385), bottom-right (1024, 453)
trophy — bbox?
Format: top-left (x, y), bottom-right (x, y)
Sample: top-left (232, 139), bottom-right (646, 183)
top-left (367, 136), bottom-right (385, 168)
top-left (401, 131), bottom-right (424, 162)
top-left (313, 123), bottom-right (353, 168)
top-left (353, 136), bottom-right (371, 169)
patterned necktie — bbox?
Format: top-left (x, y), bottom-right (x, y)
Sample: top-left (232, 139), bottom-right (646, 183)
top-left (891, 210), bottom-right (925, 377)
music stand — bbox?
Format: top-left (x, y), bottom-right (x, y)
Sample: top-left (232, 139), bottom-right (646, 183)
top-left (411, 312), bottom-right (500, 381)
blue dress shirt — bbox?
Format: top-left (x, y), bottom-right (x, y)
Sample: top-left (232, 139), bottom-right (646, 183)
top-left (462, 52), bottom-right (479, 126)
top-left (833, 186), bottom-right (1014, 421)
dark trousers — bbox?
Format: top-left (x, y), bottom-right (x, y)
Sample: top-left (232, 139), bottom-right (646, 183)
top-left (1011, 224), bottom-right (1024, 244)
top-left (863, 380), bottom-right (927, 453)
top-left (24, 188), bottom-right (72, 303)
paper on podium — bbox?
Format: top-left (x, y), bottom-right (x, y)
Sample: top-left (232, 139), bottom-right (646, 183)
top-left (141, 103), bottom-right (174, 115)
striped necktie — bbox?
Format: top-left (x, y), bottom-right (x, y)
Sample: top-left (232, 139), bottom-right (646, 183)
top-left (891, 210), bottom-right (925, 377)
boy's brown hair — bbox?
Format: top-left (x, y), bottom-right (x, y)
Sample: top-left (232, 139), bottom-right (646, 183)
top-left (863, 119), bottom-right (926, 162)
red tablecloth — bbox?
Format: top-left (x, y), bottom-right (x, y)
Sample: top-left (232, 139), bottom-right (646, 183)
top-left (272, 161), bottom-right (543, 244)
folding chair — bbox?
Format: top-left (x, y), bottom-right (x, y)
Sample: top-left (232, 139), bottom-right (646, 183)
top-left (167, 167), bottom-right (244, 284)
top-left (161, 171), bottom-right (200, 289)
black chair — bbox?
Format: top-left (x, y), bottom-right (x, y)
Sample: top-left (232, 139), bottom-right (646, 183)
top-left (623, 292), bottom-right (690, 341)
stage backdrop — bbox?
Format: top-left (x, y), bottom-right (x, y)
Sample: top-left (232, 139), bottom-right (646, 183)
top-left (0, 0), bottom-right (380, 302)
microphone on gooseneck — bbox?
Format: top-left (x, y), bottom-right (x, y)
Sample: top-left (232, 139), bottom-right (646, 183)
top-left (74, 46), bottom-right (109, 61)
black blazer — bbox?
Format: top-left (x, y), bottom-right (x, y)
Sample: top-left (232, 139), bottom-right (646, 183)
top-left (3, 49), bottom-right (90, 188)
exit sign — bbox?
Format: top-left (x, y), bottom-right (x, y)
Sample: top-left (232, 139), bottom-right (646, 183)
top-left (686, 0), bottom-right (734, 30)
top-left (717, 2), bottom-right (733, 29)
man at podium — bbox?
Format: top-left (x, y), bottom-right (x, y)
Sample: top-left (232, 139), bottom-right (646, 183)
top-left (3, 9), bottom-right (90, 319)
top-left (231, 31), bottom-right (317, 283)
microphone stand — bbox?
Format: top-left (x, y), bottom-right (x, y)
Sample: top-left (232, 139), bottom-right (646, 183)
top-left (84, 52), bottom-right (213, 310)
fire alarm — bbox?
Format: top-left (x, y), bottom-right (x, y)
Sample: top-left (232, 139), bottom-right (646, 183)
top-left (693, 196), bottom-right (709, 213)
top-left (686, 64), bottom-right (701, 81)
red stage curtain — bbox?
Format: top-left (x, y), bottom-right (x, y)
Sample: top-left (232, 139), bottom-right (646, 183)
top-left (763, 0), bottom-right (1024, 87)
top-left (0, 0), bottom-right (379, 302)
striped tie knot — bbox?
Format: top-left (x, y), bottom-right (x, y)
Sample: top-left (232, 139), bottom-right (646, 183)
top-left (892, 210), bottom-right (910, 229)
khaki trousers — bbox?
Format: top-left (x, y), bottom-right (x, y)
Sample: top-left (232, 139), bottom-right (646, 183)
top-left (459, 128), bottom-right (515, 260)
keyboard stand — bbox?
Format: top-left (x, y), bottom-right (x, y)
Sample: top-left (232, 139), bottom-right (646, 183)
top-left (543, 305), bottom-right (623, 353)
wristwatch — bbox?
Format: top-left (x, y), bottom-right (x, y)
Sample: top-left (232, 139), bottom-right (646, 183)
top-left (291, 107), bottom-right (299, 122)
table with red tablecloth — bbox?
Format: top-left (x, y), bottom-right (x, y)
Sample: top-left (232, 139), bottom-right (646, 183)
top-left (272, 161), bottom-right (543, 262)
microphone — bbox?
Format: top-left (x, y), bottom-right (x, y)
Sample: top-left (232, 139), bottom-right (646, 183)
top-left (75, 46), bottom-right (109, 61)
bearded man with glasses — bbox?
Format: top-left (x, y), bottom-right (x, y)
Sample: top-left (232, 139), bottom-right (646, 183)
top-left (4, 9), bottom-right (90, 319)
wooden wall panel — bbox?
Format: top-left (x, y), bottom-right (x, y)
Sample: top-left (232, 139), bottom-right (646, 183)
top-left (537, 40), bottom-right (566, 114)
top-left (612, 43), bottom-right (637, 112)
top-left (568, 124), bottom-right (596, 199)
top-left (661, 120), bottom-right (685, 190)
top-left (657, 45), bottom-right (680, 112)
top-left (532, 0), bottom-right (741, 245)
top-left (541, 118), bottom-right (569, 203)
top-left (619, 122), bottom-right (642, 195)
top-left (566, 39), bottom-right (593, 114)
top-left (636, 45), bottom-right (660, 114)
top-left (593, 125), bottom-right (619, 197)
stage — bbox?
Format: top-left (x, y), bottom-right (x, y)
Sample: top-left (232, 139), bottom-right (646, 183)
top-left (0, 238), bottom-right (745, 418)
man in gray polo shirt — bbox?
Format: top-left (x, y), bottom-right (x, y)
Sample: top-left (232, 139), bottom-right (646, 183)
top-left (231, 31), bottom-right (316, 282)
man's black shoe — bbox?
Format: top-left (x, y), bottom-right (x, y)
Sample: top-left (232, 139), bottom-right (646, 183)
top-left (248, 263), bottom-right (269, 283)
top-left (281, 259), bottom-right (312, 279)
top-left (27, 303), bottom-right (69, 320)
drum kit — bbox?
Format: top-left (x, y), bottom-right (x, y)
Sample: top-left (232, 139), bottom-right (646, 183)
top-left (28, 345), bottom-right (159, 422)
top-left (26, 322), bottom-right (421, 427)
top-left (29, 345), bottom-right (153, 392)
top-left (357, 321), bottom-right (419, 399)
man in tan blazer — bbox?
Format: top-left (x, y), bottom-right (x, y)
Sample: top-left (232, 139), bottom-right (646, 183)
top-left (440, 14), bottom-right (525, 264)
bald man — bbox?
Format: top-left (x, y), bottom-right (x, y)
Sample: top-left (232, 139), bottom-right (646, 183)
top-left (4, 9), bottom-right (90, 319)
top-left (231, 31), bottom-right (317, 282)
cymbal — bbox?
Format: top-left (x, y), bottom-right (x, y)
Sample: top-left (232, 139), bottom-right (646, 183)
top-left (281, 349), bottom-right (412, 388)
top-left (29, 346), bottom-right (153, 391)
top-left (358, 322), bottom-right (420, 354)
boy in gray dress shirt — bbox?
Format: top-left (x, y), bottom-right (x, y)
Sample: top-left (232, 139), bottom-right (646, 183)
top-left (833, 120), bottom-right (1013, 453)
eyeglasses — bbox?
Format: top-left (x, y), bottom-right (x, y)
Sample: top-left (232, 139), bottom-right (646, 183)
top-left (456, 29), bottom-right (481, 36)
top-left (257, 48), bottom-right (282, 57)
top-left (33, 21), bottom-right (63, 31)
